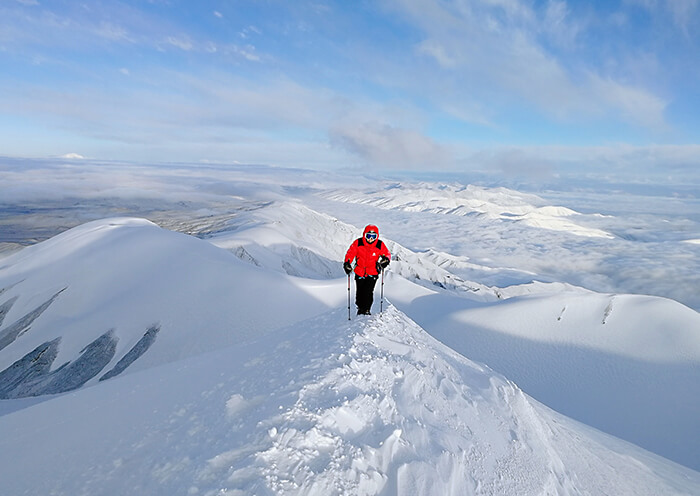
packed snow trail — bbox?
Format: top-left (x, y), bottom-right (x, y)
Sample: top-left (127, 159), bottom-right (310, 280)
top-left (1, 306), bottom-right (697, 495)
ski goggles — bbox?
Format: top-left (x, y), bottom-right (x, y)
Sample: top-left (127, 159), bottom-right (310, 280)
top-left (364, 231), bottom-right (377, 242)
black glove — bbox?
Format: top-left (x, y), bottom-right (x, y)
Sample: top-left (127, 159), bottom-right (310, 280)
top-left (343, 261), bottom-right (353, 275)
top-left (376, 255), bottom-right (390, 273)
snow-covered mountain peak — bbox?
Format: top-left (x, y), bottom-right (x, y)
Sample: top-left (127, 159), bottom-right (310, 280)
top-left (209, 201), bottom-right (356, 279)
top-left (208, 200), bottom-right (499, 299)
top-left (322, 183), bottom-right (613, 238)
top-left (0, 216), bottom-right (343, 396)
top-left (0, 217), bottom-right (157, 274)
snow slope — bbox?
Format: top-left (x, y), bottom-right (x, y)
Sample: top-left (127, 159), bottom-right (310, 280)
top-left (387, 276), bottom-right (700, 470)
top-left (1, 303), bottom-right (697, 495)
top-left (0, 217), bottom-right (343, 397)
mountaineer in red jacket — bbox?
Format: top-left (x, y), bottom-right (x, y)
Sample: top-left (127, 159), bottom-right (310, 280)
top-left (343, 224), bottom-right (391, 315)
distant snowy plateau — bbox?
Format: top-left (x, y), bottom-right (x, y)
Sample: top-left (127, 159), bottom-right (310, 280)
top-left (0, 177), bottom-right (699, 495)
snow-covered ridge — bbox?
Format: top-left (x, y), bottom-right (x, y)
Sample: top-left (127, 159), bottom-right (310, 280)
top-left (209, 201), bottom-right (499, 299)
top-left (0, 207), bottom-right (499, 401)
top-left (203, 200), bottom-right (700, 470)
top-left (1, 205), bottom-right (699, 491)
top-left (1, 305), bottom-right (697, 495)
top-left (197, 306), bottom-right (700, 495)
top-left (322, 183), bottom-right (614, 238)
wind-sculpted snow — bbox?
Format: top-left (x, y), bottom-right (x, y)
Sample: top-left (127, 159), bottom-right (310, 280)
top-left (389, 247), bottom-right (496, 299)
top-left (1, 307), bottom-right (697, 495)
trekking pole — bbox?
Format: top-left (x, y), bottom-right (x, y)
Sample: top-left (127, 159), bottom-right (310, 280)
top-left (380, 267), bottom-right (385, 313)
top-left (347, 272), bottom-right (352, 320)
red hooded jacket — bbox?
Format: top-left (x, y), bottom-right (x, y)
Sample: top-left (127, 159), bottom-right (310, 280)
top-left (344, 224), bottom-right (391, 277)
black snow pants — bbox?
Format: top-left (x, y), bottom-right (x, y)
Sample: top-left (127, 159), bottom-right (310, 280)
top-left (355, 275), bottom-right (378, 315)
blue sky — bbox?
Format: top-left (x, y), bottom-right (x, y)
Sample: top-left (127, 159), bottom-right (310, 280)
top-left (1, 0), bottom-right (699, 182)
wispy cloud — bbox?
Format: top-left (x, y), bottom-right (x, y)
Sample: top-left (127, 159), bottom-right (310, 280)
top-left (666, 0), bottom-right (700, 34)
top-left (625, 0), bottom-right (700, 35)
top-left (588, 74), bottom-right (668, 128)
top-left (93, 21), bottom-right (134, 43)
top-left (164, 36), bottom-right (194, 51)
top-left (387, 0), bottom-right (670, 129)
top-left (330, 121), bottom-right (451, 169)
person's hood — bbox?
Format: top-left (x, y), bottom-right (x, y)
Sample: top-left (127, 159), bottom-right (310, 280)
top-left (363, 224), bottom-right (379, 237)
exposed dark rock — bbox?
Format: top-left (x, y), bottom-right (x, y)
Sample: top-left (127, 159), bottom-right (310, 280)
top-left (100, 325), bottom-right (160, 381)
top-left (40, 330), bottom-right (118, 395)
top-left (0, 296), bottom-right (19, 328)
top-left (0, 338), bottom-right (60, 398)
top-left (0, 288), bottom-right (66, 352)
top-left (0, 329), bottom-right (118, 398)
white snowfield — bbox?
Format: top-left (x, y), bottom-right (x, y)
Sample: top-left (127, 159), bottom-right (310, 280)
top-left (0, 201), bottom-right (699, 494)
